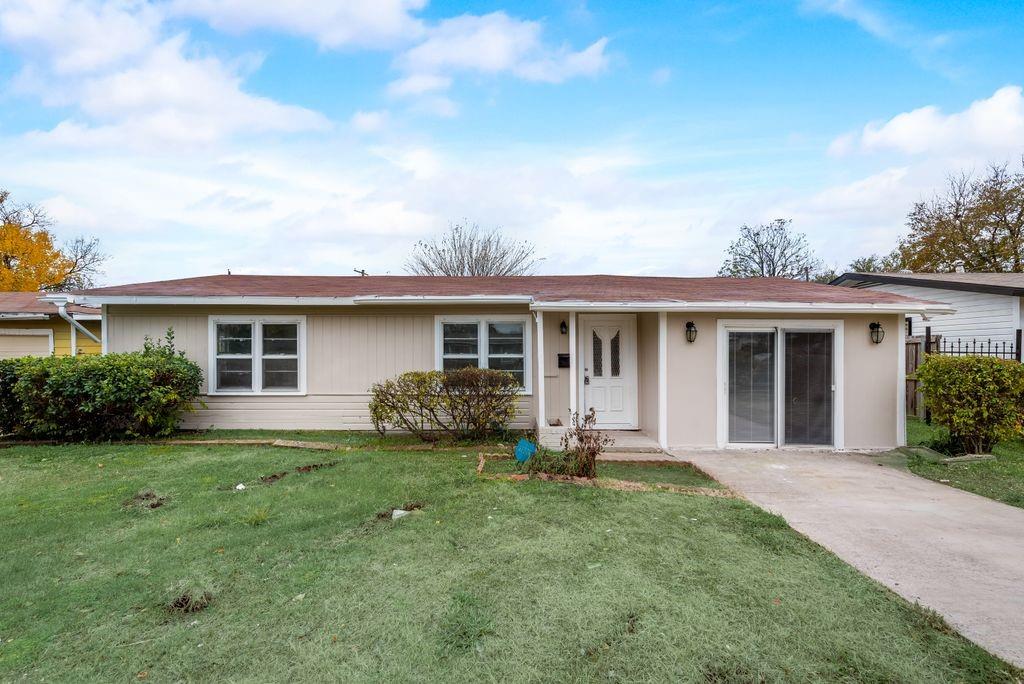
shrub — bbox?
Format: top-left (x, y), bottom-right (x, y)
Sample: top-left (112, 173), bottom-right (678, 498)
top-left (523, 409), bottom-right (613, 478)
top-left (369, 367), bottom-right (520, 441)
top-left (915, 354), bottom-right (1024, 454)
top-left (0, 358), bottom-right (24, 435)
top-left (0, 329), bottom-right (204, 441)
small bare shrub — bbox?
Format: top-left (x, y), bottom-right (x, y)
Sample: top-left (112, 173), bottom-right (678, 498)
top-left (561, 409), bottom-right (613, 478)
top-left (524, 409), bottom-right (612, 478)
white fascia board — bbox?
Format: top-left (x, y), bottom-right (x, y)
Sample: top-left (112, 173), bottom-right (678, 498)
top-left (531, 300), bottom-right (955, 314)
top-left (72, 294), bottom-right (535, 306)
top-left (0, 313), bottom-right (49, 320)
top-left (353, 295), bottom-right (533, 305)
top-left (68, 295), bottom-right (360, 306)
top-left (71, 313), bottom-right (102, 321)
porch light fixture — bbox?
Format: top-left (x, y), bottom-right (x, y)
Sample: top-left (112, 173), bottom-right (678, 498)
top-left (869, 322), bottom-right (885, 344)
top-left (685, 321), bottom-right (698, 343)
top-left (560, 320), bottom-right (568, 335)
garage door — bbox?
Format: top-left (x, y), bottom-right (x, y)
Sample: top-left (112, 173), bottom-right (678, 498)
top-left (0, 333), bottom-right (51, 359)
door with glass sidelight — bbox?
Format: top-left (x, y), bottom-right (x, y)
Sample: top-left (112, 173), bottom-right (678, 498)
top-left (580, 315), bottom-right (637, 429)
top-left (726, 328), bottom-right (834, 446)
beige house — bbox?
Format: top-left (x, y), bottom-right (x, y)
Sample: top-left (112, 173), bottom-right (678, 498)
top-left (54, 274), bottom-right (949, 451)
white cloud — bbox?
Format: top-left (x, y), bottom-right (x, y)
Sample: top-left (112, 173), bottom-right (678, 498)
top-left (0, 1), bottom-right (330, 148)
top-left (0, 0), bottom-right (161, 75)
top-left (350, 109), bottom-right (390, 133)
top-left (800, 0), bottom-right (959, 76)
top-left (830, 85), bottom-right (1024, 156)
top-left (387, 73), bottom-right (452, 96)
top-left (390, 11), bottom-right (609, 98)
top-left (168, 0), bottom-right (427, 49)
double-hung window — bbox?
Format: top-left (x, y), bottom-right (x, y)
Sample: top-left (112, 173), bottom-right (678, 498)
top-left (437, 316), bottom-right (531, 392)
top-left (210, 317), bottom-right (305, 394)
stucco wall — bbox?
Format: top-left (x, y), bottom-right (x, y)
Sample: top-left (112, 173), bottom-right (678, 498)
top-left (664, 312), bottom-right (901, 449)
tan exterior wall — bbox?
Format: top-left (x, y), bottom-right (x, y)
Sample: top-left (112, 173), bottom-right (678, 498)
top-left (104, 304), bottom-right (902, 446)
top-left (0, 318), bottom-right (101, 357)
top-left (541, 313), bottom-right (570, 426)
top-left (664, 312), bottom-right (901, 449)
top-left (106, 304), bottom-right (534, 430)
top-left (637, 312), bottom-right (659, 436)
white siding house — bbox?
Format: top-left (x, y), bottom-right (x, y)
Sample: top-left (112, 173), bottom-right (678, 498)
top-left (832, 273), bottom-right (1024, 344)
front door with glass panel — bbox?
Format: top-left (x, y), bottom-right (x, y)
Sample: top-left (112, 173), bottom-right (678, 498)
top-left (581, 316), bottom-right (637, 429)
top-left (726, 328), bottom-right (834, 446)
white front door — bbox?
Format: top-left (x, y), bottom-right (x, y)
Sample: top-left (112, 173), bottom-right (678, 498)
top-left (580, 315), bottom-right (638, 428)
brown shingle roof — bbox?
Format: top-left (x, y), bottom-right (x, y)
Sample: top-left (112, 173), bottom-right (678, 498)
top-left (0, 291), bottom-right (98, 316)
top-left (78, 274), bottom-right (934, 306)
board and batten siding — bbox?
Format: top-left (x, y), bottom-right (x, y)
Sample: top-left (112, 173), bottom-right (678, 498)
top-left (105, 307), bottom-right (533, 430)
top-left (862, 283), bottom-right (1021, 343)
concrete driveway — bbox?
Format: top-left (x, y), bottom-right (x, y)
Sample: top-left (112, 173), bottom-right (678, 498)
top-left (677, 449), bottom-right (1024, 667)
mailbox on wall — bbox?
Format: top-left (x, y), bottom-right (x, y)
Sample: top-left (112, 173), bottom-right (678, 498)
top-left (557, 353), bottom-right (570, 368)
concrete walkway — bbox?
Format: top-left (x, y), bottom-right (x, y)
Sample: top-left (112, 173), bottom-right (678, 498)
top-left (677, 449), bottom-right (1024, 667)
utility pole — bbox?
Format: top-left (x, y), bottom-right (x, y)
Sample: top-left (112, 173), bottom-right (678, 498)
top-left (353, 268), bottom-right (369, 276)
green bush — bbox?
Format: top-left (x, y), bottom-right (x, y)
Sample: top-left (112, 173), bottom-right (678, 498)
top-left (916, 355), bottom-right (1024, 454)
top-left (369, 367), bottom-right (520, 441)
top-left (0, 330), bottom-right (204, 441)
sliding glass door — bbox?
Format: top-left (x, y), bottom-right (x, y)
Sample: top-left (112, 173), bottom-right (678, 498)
top-left (726, 328), bottom-right (835, 447)
top-left (727, 331), bottom-right (776, 443)
top-left (784, 331), bottom-right (833, 446)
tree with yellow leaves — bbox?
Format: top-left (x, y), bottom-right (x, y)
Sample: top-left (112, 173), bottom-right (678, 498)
top-left (0, 189), bottom-right (106, 291)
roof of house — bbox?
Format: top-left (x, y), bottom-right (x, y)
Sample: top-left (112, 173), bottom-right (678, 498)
top-left (0, 291), bottom-right (98, 317)
top-left (69, 274), bottom-right (947, 313)
top-left (831, 272), bottom-right (1024, 297)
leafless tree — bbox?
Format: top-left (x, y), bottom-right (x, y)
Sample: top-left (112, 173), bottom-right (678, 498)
top-left (405, 223), bottom-right (537, 276)
top-left (0, 189), bottom-right (49, 230)
top-left (50, 236), bottom-right (107, 290)
top-left (717, 218), bottom-right (823, 279)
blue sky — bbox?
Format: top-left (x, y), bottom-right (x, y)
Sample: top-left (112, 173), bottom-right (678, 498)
top-left (1, 0), bottom-right (1023, 284)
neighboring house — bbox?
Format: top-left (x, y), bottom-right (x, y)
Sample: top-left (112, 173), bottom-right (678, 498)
top-left (51, 275), bottom-right (948, 451)
top-left (0, 292), bottom-right (102, 358)
top-left (832, 272), bottom-right (1024, 344)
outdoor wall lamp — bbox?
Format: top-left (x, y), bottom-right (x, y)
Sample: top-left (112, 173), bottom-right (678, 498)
top-left (559, 320), bottom-right (568, 335)
top-left (869, 322), bottom-right (885, 344)
top-left (685, 321), bottom-right (698, 343)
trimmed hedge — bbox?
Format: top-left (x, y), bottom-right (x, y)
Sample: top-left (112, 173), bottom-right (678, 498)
top-left (916, 354), bottom-right (1024, 454)
top-left (0, 332), bottom-right (203, 441)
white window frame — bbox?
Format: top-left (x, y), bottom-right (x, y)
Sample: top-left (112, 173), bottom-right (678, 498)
top-left (207, 315), bottom-right (307, 396)
top-left (715, 319), bottom-right (845, 450)
top-left (435, 314), bottom-right (532, 394)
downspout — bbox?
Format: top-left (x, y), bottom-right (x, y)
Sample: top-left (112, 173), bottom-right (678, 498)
top-left (56, 303), bottom-right (101, 344)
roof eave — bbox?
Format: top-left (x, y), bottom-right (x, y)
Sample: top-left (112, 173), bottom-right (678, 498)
top-left (531, 300), bottom-right (953, 314)
top-left (832, 272), bottom-right (1024, 297)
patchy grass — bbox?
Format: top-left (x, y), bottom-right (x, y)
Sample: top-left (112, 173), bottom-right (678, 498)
top-left (907, 417), bottom-right (1024, 508)
top-left (597, 461), bottom-right (722, 488)
top-left (168, 428), bottom-right (524, 450)
top-left (0, 441), bottom-right (1017, 681)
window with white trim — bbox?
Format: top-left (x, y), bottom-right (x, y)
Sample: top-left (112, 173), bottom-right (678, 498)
top-left (211, 318), bottom-right (304, 394)
top-left (438, 316), bottom-right (531, 392)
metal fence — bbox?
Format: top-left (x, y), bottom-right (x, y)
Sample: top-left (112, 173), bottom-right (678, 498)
top-left (923, 327), bottom-right (1022, 362)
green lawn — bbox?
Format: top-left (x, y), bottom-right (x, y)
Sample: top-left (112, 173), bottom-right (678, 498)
top-left (906, 417), bottom-right (1024, 508)
top-left (1, 442), bottom-right (1017, 682)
